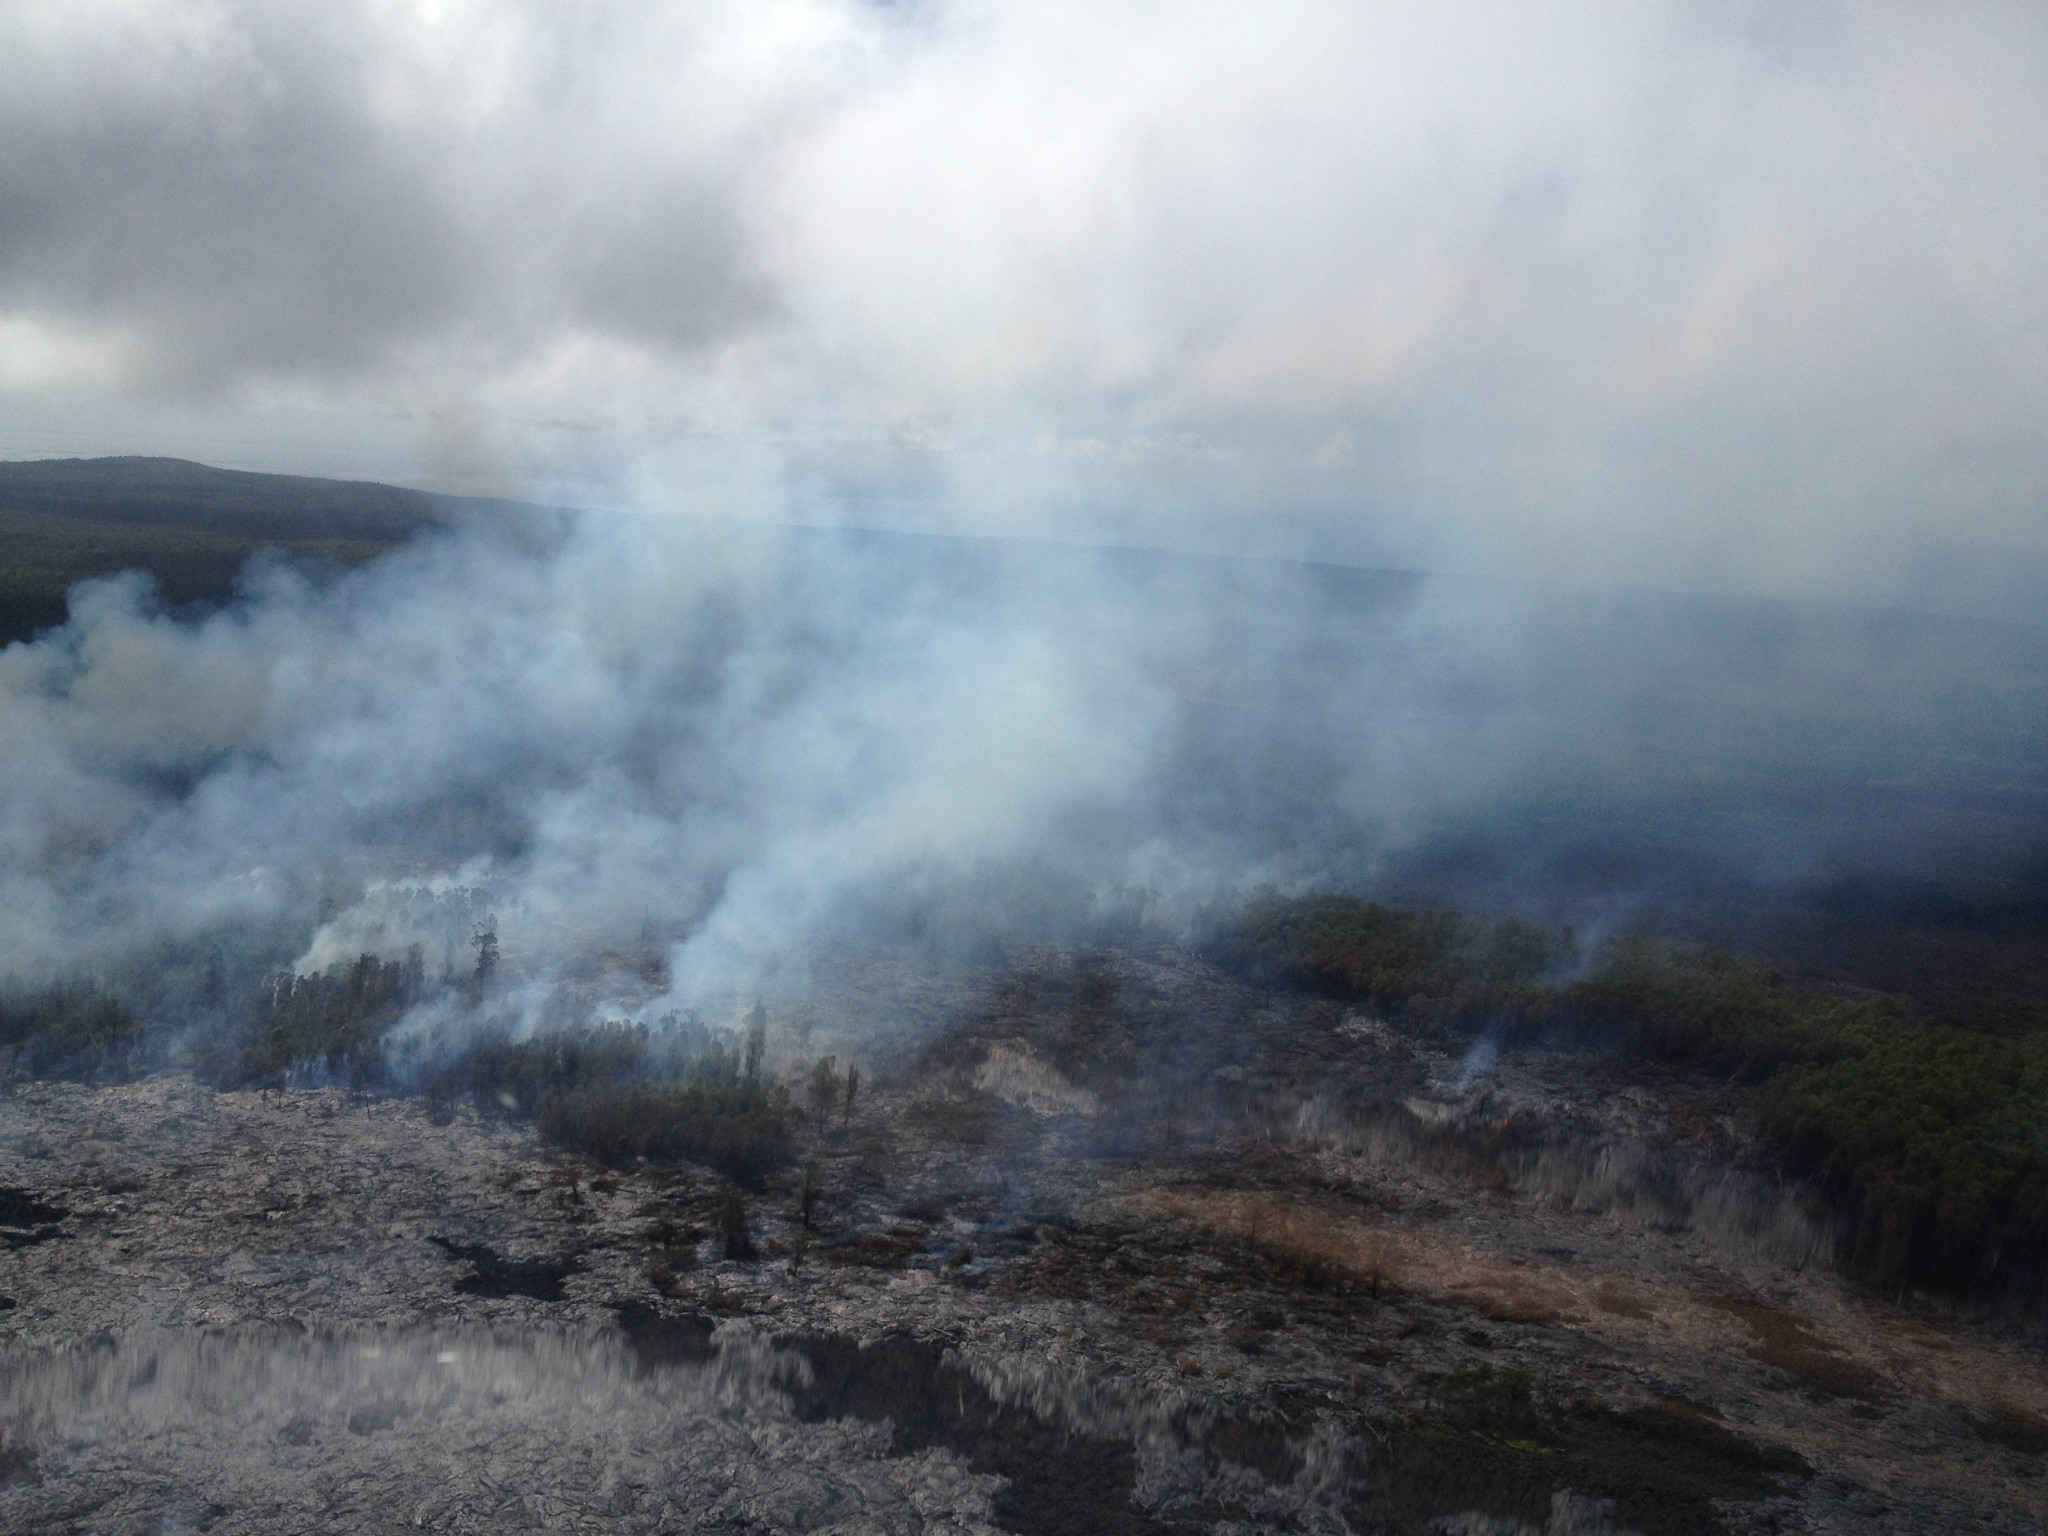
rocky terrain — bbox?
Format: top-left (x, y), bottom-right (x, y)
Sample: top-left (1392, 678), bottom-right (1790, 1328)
top-left (2, 945), bottom-right (2045, 1534)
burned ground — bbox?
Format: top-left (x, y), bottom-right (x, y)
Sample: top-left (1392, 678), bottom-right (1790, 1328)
top-left (1, 943), bottom-right (2044, 1533)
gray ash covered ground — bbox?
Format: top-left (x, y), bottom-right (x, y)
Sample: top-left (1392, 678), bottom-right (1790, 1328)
top-left (2, 944), bottom-right (2044, 1534)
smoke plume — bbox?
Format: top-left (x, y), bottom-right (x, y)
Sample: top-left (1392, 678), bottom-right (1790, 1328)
top-left (3, 498), bottom-right (2042, 1032)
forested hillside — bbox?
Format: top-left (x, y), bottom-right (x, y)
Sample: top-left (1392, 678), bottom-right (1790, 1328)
top-left (0, 457), bottom-right (449, 643)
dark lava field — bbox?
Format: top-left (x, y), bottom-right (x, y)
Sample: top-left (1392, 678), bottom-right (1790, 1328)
top-left (5, 942), bottom-right (2045, 1535)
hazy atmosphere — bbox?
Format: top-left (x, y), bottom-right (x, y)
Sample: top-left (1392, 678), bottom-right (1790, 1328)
top-left (3, 0), bottom-right (2045, 1011)
top-left (3, 7), bottom-right (2047, 1535)
top-left (3, 0), bottom-right (2045, 613)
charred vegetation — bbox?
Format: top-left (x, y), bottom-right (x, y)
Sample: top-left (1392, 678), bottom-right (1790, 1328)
top-left (1, 923), bottom-right (2041, 1534)
top-left (0, 884), bottom-right (2042, 1532)
top-left (196, 950), bottom-right (425, 1090)
top-left (2, 882), bottom-right (2042, 1315)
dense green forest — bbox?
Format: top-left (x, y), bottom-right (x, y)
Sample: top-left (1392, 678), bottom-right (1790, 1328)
top-left (0, 456), bottom-right (449, 643)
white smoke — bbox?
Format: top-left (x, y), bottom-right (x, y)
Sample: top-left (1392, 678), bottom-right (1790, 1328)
top-left (5, 486), bottom-right (2040, 1034)
top-left (0, 509), bottom-right (1213, 1008)
top-left (1, 2), bottom-right (2044, 615)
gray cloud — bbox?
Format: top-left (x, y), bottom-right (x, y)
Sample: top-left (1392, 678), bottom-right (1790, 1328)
top-left (0, 2), bottom-right (2044, 611)
top-left (0, 6), bottom-right (468, 385)
top-left (0, 1), bottom-right (779, 389)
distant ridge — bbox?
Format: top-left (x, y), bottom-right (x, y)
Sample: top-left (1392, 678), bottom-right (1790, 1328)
top-left (0, 455), bottom-right (453, 545)
top-left (0, 456), bottom-right (491, 644)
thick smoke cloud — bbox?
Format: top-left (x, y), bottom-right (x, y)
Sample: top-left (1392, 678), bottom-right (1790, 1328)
top-left (1, 3), bottom-right (2044, 1014)
top-left (0, 511), bottom-right (1204, 1008)
top-left (1, 1), bottom-right (2045, 614)
top-left (4, 502), bottom-right (2042, 1022)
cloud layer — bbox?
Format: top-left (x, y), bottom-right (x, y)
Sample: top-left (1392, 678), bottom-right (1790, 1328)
top-left (2, 1), bottom-right (2045, 612)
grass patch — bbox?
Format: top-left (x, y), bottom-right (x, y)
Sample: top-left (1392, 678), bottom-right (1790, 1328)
top-left (1705, 1298), bottom-right (1884, 1401)
top-left (1969, 1402), bottom-right (2048, 1456)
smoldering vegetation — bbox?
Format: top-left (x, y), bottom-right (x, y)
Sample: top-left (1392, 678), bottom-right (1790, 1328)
top-left (1213, 896), bottom-right (2048, 1313)
top-left (1280, 1086), bottom-right (1834, 1279)
top-left (0, 1316), bottom-right (1812, 1536)
top-left (0, 1324), bottom-right (1021, 1532)
top-left (1, 467), bottom-right (2046, 1323)
top-left (3, 463), bottom-right (2043, 1009)
top-left (5, 885), bottom-right (2031, 1313)
top-left (423, 1016), bottom-right (795, 1185)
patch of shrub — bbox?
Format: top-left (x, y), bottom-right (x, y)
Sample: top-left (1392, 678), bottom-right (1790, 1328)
top-left (537, 1081), bottom-right (793, 1184)
top-left (427, 1020), bottom-right (669, 1111)
top-left (1572, 940), bottom-right (2048, 1304)
top-left (1433, 1363), bottom-right (1545, 1443)
top-left (1215, 893), bottom-right (2048, 1311)
top-left (428, 1018), bottom-right (792, 1183)
top-left (1209, 893), bottom-right (1570, 1027)
top-left (203, 950), bottom-right (423, 1088)
top-left (0, 981), bottom-right (146, 1081)
top-left (715, 1186), bottom-right (756, 1258)
top-left (1566, 937), bottom-right (1890, 1077)
top-left (1760, 1026), bottom-right (2048, 1307)
top-left (808, 1055), bottom-right (844, 1126)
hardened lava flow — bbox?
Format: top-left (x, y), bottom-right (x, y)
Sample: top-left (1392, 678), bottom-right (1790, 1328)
top-left (3, 943), bottom-right (2044, 1534)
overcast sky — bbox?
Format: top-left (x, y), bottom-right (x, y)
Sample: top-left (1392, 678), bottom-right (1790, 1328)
top-left (2, 1), bottom-right (2044, 616)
